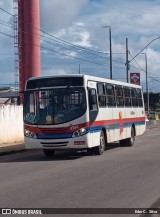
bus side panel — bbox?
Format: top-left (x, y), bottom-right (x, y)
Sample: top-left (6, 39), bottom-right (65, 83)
top-left (100, 107), bottom-right (115, 143)
top-left (89, 131), bottom-right (101, 148)
top-left (139, 123), bottom-right (146, 136)
top-left (133, 107), bottom-right (146, 137)
top-left (96, 106), bottom-right (116, 144)
top-left (89, 110), bottom-right (102, 148)
top-left (126, 107), bottom-right (136, 139)
top-left (112, 107), bottom-right (122, 142)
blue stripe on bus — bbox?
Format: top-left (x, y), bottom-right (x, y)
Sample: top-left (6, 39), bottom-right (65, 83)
top-left (38, 132), bottom-right (73, 139)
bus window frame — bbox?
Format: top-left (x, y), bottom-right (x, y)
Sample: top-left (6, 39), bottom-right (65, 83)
top-left (131, 88), bottom-right (139, 107)
top-left (106, 84), bottom-right (116, 108)
top-left (97, 82), bottom-right (107, 108)
top-left (115, 85), bottom-right (124, 108)
top-left (137, 88), bottom-right (143, 108)
top-left (123, 87), bottom-right (132, 108)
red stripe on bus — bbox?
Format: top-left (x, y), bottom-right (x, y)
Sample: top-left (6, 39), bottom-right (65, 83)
top-left (24, 122), bottom-right (89, 134)
top-left (24, 116), bottom-right (145, 134)
top-left (91, 116), bottom-right (145, 127)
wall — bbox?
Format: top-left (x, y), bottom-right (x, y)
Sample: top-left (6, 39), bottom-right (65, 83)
top-left (0, 105), bottom-right (24, 145)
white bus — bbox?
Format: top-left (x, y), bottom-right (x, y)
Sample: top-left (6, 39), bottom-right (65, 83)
top-left (23, 74), bottom-right (146, 157)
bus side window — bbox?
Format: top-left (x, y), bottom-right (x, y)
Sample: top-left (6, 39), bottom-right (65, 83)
top-left (124, 87), bottom-right (132, 107)
top-left (106, 84), bottom-right (116, 107)
top-left (137, 89), bottom-right (143, 107)
top-left (97, 83), bottom-right (106, 107)
top-left (88, 89), bottom-right (98, 111)
top-left (131, 88), bottom-right (138, 107)
top-left (115, 85), bottom-right (124, 107)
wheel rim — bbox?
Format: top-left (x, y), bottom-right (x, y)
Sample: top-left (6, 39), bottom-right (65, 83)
top-left (100, 132), bottom-right (105, 152)
top-left (131, 128), bottom-right (135, 145)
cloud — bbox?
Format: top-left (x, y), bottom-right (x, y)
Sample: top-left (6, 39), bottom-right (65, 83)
top-left (0, 0), bottom-right (12, 10)
top-left (56, 22), bottom-right (91, 48)
top-left (40, 0), bottom-right (89, 32)
top-left (147, 48), bottom-right (160, 73)
top-left (0, 0), bottom-right (160, 91)
top-left (41, 66), bottom-right (77, 77)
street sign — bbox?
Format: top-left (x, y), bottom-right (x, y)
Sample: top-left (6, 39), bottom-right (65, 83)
top-left (130, 73), bottom-right (140, 85)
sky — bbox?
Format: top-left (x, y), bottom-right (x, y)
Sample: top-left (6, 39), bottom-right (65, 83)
top-left (0, 0), bottom-right (160, 92)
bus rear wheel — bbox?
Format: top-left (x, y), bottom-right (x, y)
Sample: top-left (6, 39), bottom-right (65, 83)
top-left (43, 149), bottom-right (55, 157)
top-left (93, 131), bottom-right (105, 155)
top-left (128, 127), bottom-right (135, 147)
top-left (120, 127), bottom-right (135, 147)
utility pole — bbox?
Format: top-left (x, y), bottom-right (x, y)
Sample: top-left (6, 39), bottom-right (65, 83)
top-left (103, 26), bottom-right (113, 79)
top-left (109, 27), bottom-right (113, 79)
top-left (144, 53), bottom-right (149, 115)
top-left (79, 64), bottom-right (81, 74)
top-left (126, 38), bottom-right (129, 83)
top-left (126, 36), bottom-right (160, 115)
top-left (129, 36), bottom-right (160, 63)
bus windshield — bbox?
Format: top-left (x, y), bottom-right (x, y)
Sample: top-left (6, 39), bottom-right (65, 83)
top-left (24, 87), bottom-right (86, 125)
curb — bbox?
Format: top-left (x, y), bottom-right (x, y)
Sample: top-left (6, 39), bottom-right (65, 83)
top-left (0, 142), bottom-right (25, 155)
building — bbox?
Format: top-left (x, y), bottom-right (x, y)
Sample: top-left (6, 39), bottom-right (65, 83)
top-left (143, 92), bottom-right (160, 110)
top-left (0, 87), bottom-right (19, 105)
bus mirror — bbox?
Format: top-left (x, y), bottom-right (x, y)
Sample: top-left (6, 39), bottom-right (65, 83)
top-left (89, 89), bottom-right (97, 104)
top-left (91, 95), bottom-right (97, 104)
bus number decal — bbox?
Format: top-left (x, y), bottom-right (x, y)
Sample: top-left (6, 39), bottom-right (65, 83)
top-left (25, 113), bottom-right (36, 124)
top-left (70, 124), bottom-right (79, 131)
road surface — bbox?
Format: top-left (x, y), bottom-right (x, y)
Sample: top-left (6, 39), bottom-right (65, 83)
top-left (0, 127), bottom-right (160, 216)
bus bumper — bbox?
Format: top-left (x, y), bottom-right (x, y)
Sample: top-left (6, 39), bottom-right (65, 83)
top-left (24, 134), bottom-right (91, 150)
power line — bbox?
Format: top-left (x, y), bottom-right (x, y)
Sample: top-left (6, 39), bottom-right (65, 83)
top-left (0, 17), bottom-right (110, 66)
top-left (0, 28), bottom-right (127, 74)
top-left (0, 15), bottom-right (122, 68)
top-left (0, 8), bottom-right (110, 58)
top-left (0, 18), bottom-right (13, 28)
top-left (0, 30), bottom-right (14, 38)
top-left (129, 36), bottom-right (160, 63)
top-left (2, 6), bottom-right (158, 80)
top-left (129, 52), bottom-right (160, 83)
top-left (0, 29), bottom-right (109, 67)
top-left (0, 17), bottom-right (111, 66)
top-left (0, 7), bottom-right (127, 67)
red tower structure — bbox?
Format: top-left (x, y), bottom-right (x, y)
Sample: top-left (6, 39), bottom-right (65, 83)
top-left (18, 0), bottom-right (41, 98)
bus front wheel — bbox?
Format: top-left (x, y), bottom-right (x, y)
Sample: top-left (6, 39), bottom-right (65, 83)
top-left (43, 149), bottom-right (55, 157)
top-left (120, 127), bottom-right (135, 147)
top-left (93, 131), bottom-right (105, 155)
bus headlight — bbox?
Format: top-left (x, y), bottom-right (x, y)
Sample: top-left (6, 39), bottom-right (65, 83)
top-left (72, 127), bottom-right (87, 137)
top-left (24, 129), bottom-right (37, 139)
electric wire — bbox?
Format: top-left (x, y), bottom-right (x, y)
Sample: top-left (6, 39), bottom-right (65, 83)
top-left (129, 52), bottom-right (160, 83)
top-left (0, 27), bottom-right (127, 71)
top-left (0, 7), bottom-right (127, 67)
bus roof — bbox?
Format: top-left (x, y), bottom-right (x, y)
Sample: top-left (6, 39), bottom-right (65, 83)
top-left (26, 74), bottom-right (142, 89)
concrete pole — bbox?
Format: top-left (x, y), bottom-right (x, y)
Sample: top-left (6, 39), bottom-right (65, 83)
top-left (18, 0), bottom-right (41, 99)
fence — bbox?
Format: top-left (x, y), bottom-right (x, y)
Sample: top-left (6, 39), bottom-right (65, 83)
top-left (0, 105), bottom-right (24, 145)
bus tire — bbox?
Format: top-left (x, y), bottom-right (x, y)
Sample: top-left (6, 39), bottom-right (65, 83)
top-left (43, 149), bottom-right (55, 157)
top-left (120, 127), bottom-right (135, 147)
top-left (120, 139), bottom-right (127, 146)
top-left (123, 127), bottom-right (135, 147)
top-left (93, 131), bottom-right (105, 155)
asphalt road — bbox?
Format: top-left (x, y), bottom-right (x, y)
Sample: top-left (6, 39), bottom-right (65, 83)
top-left (0, 127), bottom-right (160, 217)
